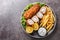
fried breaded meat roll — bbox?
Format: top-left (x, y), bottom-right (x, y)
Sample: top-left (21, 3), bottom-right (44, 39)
top-left (24, 4), bottom-right (40, 19)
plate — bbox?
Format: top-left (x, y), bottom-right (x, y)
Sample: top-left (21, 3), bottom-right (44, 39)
top-left (20, 2), bottom-right (56, 38)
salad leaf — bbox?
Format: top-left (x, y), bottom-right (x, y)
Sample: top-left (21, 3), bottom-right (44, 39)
top-left (40, 3), bottom-right (45, 7)
top-left (34, 2), bottom-right (40, 5)
top-left (22, 22), bottom-right (26, 28)
top-left (21, 16), bottom-right (26, 28)
top-left (22, 11), bottom-right (25, 16)
top-left (33, 2), bottom-right (45, 7)
top-left (33, 2), bottom-right (40, 6)
top-left (24, 3), bottom-right (33, 11)
top-left (22, 4), bottom-right (33, 16)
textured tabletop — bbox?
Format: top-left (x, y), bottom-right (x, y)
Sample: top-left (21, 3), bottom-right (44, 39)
top-left (0, 0), bottom-right (60, 40)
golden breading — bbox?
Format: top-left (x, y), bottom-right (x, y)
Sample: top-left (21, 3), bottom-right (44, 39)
top-left (24, 4), bottom-right (40, 19)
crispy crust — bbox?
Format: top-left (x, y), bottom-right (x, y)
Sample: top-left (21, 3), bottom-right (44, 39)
top-left (24, 4), bottom-right (40, 19)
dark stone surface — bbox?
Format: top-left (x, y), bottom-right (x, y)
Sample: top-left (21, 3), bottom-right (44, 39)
top-left (0, 0), bottom-right (60, 40)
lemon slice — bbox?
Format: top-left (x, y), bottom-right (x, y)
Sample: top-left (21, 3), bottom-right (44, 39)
top-left (26, 26), bottom-right (33, 33)
top-left (32, 23), bottom-right (39, 31)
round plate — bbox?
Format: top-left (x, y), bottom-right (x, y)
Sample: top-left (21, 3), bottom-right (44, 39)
top-left (20, 2), bottom-right (56, 38)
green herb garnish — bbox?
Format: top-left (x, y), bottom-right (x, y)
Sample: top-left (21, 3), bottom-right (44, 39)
top-left (40, 3), bottom-right (45, 7)
top-left (34, 2), bottom-right (40, 5)
top-left (34, 2), bottom-right (45, 7)
top-left (21, 16), bottom-right (26, 28)
top-left (24, 3), bottom-right (33, 11)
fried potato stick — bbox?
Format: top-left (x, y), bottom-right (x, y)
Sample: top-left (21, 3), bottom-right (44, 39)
top-left (47, 24), bottom-right (53, 32)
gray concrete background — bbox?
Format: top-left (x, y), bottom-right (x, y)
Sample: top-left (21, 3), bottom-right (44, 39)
top-left (0, 0), bottom-right (60, 40)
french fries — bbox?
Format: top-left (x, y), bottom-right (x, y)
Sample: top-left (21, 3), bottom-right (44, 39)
top-left (47, 24), bottom-right (53, 32)
top-left (42, 15), bottom-right (49, 27)
top-left (40, 6), bottom-right (55, 32)
top-left (46, 24), bottom-right (52, 30)
top-left (40, 15), bottom-right (49, 27)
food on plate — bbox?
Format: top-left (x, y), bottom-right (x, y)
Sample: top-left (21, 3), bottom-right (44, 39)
top-left (38, 27), bottom-right (47, 36)
top-left (31, 15), bottom-right (39, 22)
top-left (26, 26), bottom-right (33, 33)
top-left (40, 15), bottom-right (49, 27)
top-left (24, 4), bottom-right (40, 19)
top-left (32, 22), bottom-right (39, 31)
top-left (40, 6), bottom-right (55, 32)
top-left (47, 24), bottom-right (53, 32)
top-left (40, 3), bottom-right (45, 7)
top-left (40, 6), bottom-right (46, 14)
top-left (21, 16), bottom-right (26, 28)
top-left (46, 6), bottom-right (55, 32)
top-left (21, 2), bottom-right (56, 37)
top-left (27, 19), bottom-right (34, 25)
top-left (24, 4), bottom-right (33, 11)
top-left (36, 12), bottom-right (43, 19)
